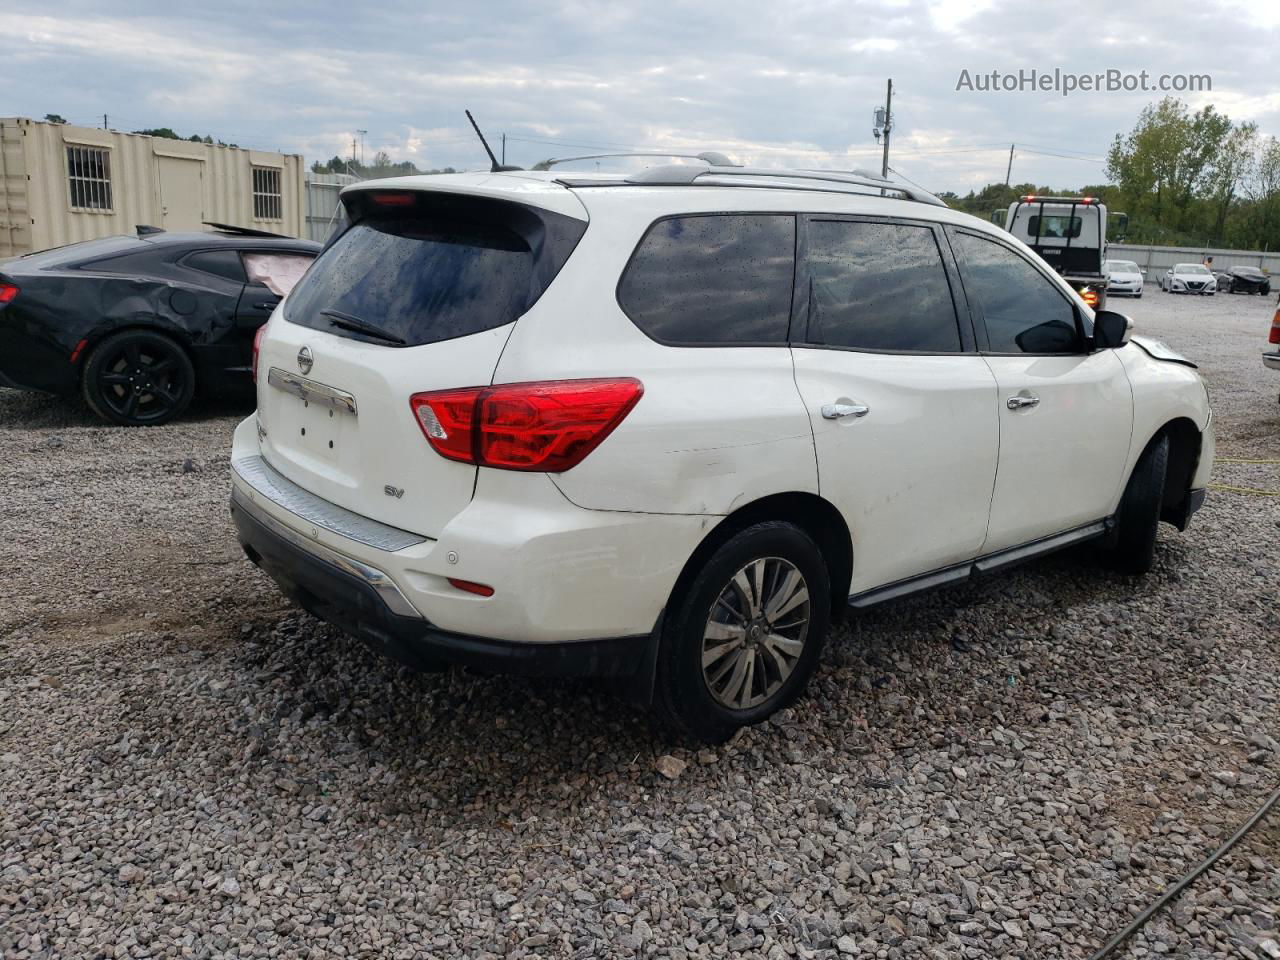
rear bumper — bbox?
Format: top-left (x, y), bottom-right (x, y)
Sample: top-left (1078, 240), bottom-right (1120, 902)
top-left (228, 414), bottom-right (712, 669)
top-left (231, 486), bottom-right (652, 677)
top-left (1264, 352), bottom-right (1280, 371)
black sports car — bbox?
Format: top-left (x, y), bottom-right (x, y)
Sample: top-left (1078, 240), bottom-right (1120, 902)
top-left (1213, 265), bottom-right (1272, 295)
top-left (0, 225), bottom-right (319, 425)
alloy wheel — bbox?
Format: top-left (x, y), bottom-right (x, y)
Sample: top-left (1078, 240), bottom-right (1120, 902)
top-left (97, 339), bottom-right (186, 423)
top-left (701, 556), bottom-right (810, 710)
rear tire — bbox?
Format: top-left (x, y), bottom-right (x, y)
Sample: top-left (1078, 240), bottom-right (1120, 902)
top-left (1106, 435), bottom-right (1169, 575)
top-left (654, 522), bottom-right (831, 743)
top-left (82, 330), bottom-right (195, 426)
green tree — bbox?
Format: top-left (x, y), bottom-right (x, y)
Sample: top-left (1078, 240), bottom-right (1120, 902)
top-left (43, 113), bottom-right (68, 125)
top-left (133, 127), bottom-right (182, 140)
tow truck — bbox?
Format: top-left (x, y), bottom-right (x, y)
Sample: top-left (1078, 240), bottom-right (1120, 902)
top-left (994, 196), bottom-right (1127, 311)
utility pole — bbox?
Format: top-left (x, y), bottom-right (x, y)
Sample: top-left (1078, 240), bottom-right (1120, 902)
top-left (102, 114), bottom-right (108, 130)
top-left (357, 130), bottom-right (367, 166)
top-left (1005, 143), bottom-right (1014, 186)
top-left (880, 79), bottom-right (893, 179)
top-left (501, 133), bottom-right (506, 165)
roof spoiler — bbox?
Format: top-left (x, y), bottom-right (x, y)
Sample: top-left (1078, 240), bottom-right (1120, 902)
top-left (202, 221), bottom-right (293, 239)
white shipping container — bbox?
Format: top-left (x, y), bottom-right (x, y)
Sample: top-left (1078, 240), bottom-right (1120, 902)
top-left (0, 117), bottom-right (306, 258)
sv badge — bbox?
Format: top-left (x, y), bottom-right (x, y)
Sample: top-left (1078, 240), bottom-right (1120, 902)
top-left (384, 484), bottom-right (405, 499)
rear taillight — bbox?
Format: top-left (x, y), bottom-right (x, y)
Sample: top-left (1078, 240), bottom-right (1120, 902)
top-left (1270, 306), bottom-right (1280, 345)
top-left (1080, 287), bottom-right (1099, 308)
top-left (0, 282), bottom-right (18, 305)
top-left (410, 378), bottom-right (643, 472)
top-left (252, 325), bottom-right (267, 383)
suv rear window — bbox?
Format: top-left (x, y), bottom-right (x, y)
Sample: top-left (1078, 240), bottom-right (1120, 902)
top-left (285, 193), bottom-right (585, 347)
top-left (617, 214), bottom-right (795, 344)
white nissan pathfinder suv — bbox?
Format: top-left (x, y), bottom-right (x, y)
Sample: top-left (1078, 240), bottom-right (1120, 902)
top-left (230, 160), bottom-right (1214, 740)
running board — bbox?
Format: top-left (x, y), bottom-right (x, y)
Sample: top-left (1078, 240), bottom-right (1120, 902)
top-left (847, 519), bottom-right (1112, 610)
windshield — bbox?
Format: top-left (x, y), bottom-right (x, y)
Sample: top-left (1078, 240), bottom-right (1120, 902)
top-left (1107, 261), bottom-right (1139, 273)
top-left (1176, 264), bottom-right (1210, 275)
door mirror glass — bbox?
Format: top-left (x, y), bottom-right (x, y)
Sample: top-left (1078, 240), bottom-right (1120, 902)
top-left (1093, 310), bottom-right (1133, 349)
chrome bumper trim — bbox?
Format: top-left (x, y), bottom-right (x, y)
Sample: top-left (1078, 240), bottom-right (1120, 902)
top-left (1264, 352), bottom-right (1280, 371)
top-left (268, 367), bottom-right (358, 416)
top-left (232, 486), bottom-right (423, 619)
top-left (231, 454), bottom-right (428, 552)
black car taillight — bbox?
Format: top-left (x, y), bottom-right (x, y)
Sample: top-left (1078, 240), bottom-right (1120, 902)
top-left (0, 282), bottom-right (18, 305)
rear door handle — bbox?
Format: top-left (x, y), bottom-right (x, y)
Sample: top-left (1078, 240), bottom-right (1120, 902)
top-left (1007, 395), bottom-right (1040, 410)
top-left (821, 401), bottom-right (871, 419)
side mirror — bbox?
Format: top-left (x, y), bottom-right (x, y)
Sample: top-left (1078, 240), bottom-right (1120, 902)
top-left (1093, 310), bottom-right (1133, 349)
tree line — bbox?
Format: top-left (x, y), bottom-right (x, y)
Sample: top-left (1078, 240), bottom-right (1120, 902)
top-left (310, 152), bottom-right (456, 179)
top-left (946, 97), bottom-right (1280, 251)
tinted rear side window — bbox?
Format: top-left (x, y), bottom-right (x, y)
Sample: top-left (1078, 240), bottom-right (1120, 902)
top-left (617, 214), bottom-right (795, 344)
top-left (182, 249), bottom-right (247, 283)
top-left (286, 194), bottom-right (586, 347)
top-left (804, 219), bottom-right (961, 352)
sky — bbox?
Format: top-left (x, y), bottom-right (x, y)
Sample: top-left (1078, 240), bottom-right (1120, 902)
top-left (2, 0), bottom-right (1278, 195)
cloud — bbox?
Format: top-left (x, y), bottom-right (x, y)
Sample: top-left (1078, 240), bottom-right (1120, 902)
top-left (0, 0), bottom-right (1276, 194)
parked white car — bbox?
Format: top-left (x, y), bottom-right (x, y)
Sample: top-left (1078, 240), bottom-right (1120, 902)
top-left (1105, 259), bottom-right (1144, 297)
top-left (230, 162), bottom-right (1215, 740)
top-left (1161, 263), bottom-right (1217, 295)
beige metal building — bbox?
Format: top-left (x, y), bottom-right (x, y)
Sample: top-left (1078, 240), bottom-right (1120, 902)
top-left (0, 117), bottom-right (306, 258)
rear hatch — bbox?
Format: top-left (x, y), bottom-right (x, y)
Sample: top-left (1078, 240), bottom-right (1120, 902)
top-left (255, 182), bottom-right (587, 538)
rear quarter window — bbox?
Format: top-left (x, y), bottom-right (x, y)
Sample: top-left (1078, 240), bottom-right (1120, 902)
top-left (617, 214), bottom-right (796, 345)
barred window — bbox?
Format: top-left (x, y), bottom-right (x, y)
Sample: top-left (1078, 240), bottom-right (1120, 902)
top-left (253, 166), bottom-right (282, 220)
top-left (67, 146), bottom-right (113, 211)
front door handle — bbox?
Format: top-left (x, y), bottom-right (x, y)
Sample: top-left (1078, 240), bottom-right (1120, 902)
top-left (1006, 395), bottom-right (1041, 410)
top-left (821, 401), bottom-right (871, 420)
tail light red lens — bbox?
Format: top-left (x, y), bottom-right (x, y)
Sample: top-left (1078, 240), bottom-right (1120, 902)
top-left (1080, 288), bottom-right (1099, 308)
top-left (1270, 307), bottom-right (1280, 345)
top-left (0, 282), bottom-right (18, 305)
top-left (252, 325), bottom-right (267, 383)
top-left (410, 378), bottom-right (643, 472)
top-left (371, 192), bottom-right (416, 207)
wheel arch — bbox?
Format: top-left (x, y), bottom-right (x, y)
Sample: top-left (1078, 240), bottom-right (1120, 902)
top-left (670, 491), bottom-right (854, 622)
top-left (1154, 416), bottom-right (1203, 529)
top-left (76, 320), bottom-right (199, 389)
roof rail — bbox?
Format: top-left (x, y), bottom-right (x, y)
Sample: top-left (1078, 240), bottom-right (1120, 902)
top-left (607, 164), bottom-right (946, 206)
top-left (533, 151), bottom-right (735, 171)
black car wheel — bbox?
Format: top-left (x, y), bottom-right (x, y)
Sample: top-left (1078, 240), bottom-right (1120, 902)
top-left (654, 521), bottom-right (831, 742)
top-left (81, 330), bottom-right (195, 426)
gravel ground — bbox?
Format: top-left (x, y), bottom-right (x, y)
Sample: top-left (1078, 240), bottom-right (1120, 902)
top-left (1, 288), bottom-right (1277, 960)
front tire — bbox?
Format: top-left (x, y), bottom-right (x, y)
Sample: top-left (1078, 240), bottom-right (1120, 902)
top-left (81, 330), bottom-right (195, 426)
top-left (654, 522), bottom-right (831, 742)
top-left (1106, 435), bottom-right (1169, 575)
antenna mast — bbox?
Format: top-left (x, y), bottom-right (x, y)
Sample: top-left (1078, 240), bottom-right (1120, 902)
top-left (465, 110), bottom-right (503, 172)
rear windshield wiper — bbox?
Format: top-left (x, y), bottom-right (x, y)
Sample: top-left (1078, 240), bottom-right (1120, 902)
top-left (320, 308), bottom-right (406, 345)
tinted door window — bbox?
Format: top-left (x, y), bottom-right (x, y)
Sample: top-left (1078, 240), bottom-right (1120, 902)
top-left (954, 233), bottom-right (1081, 354)
top-left (804, 220), bottom-right (961, 352)
top-left (617, 214), bottom-right (795, 344)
